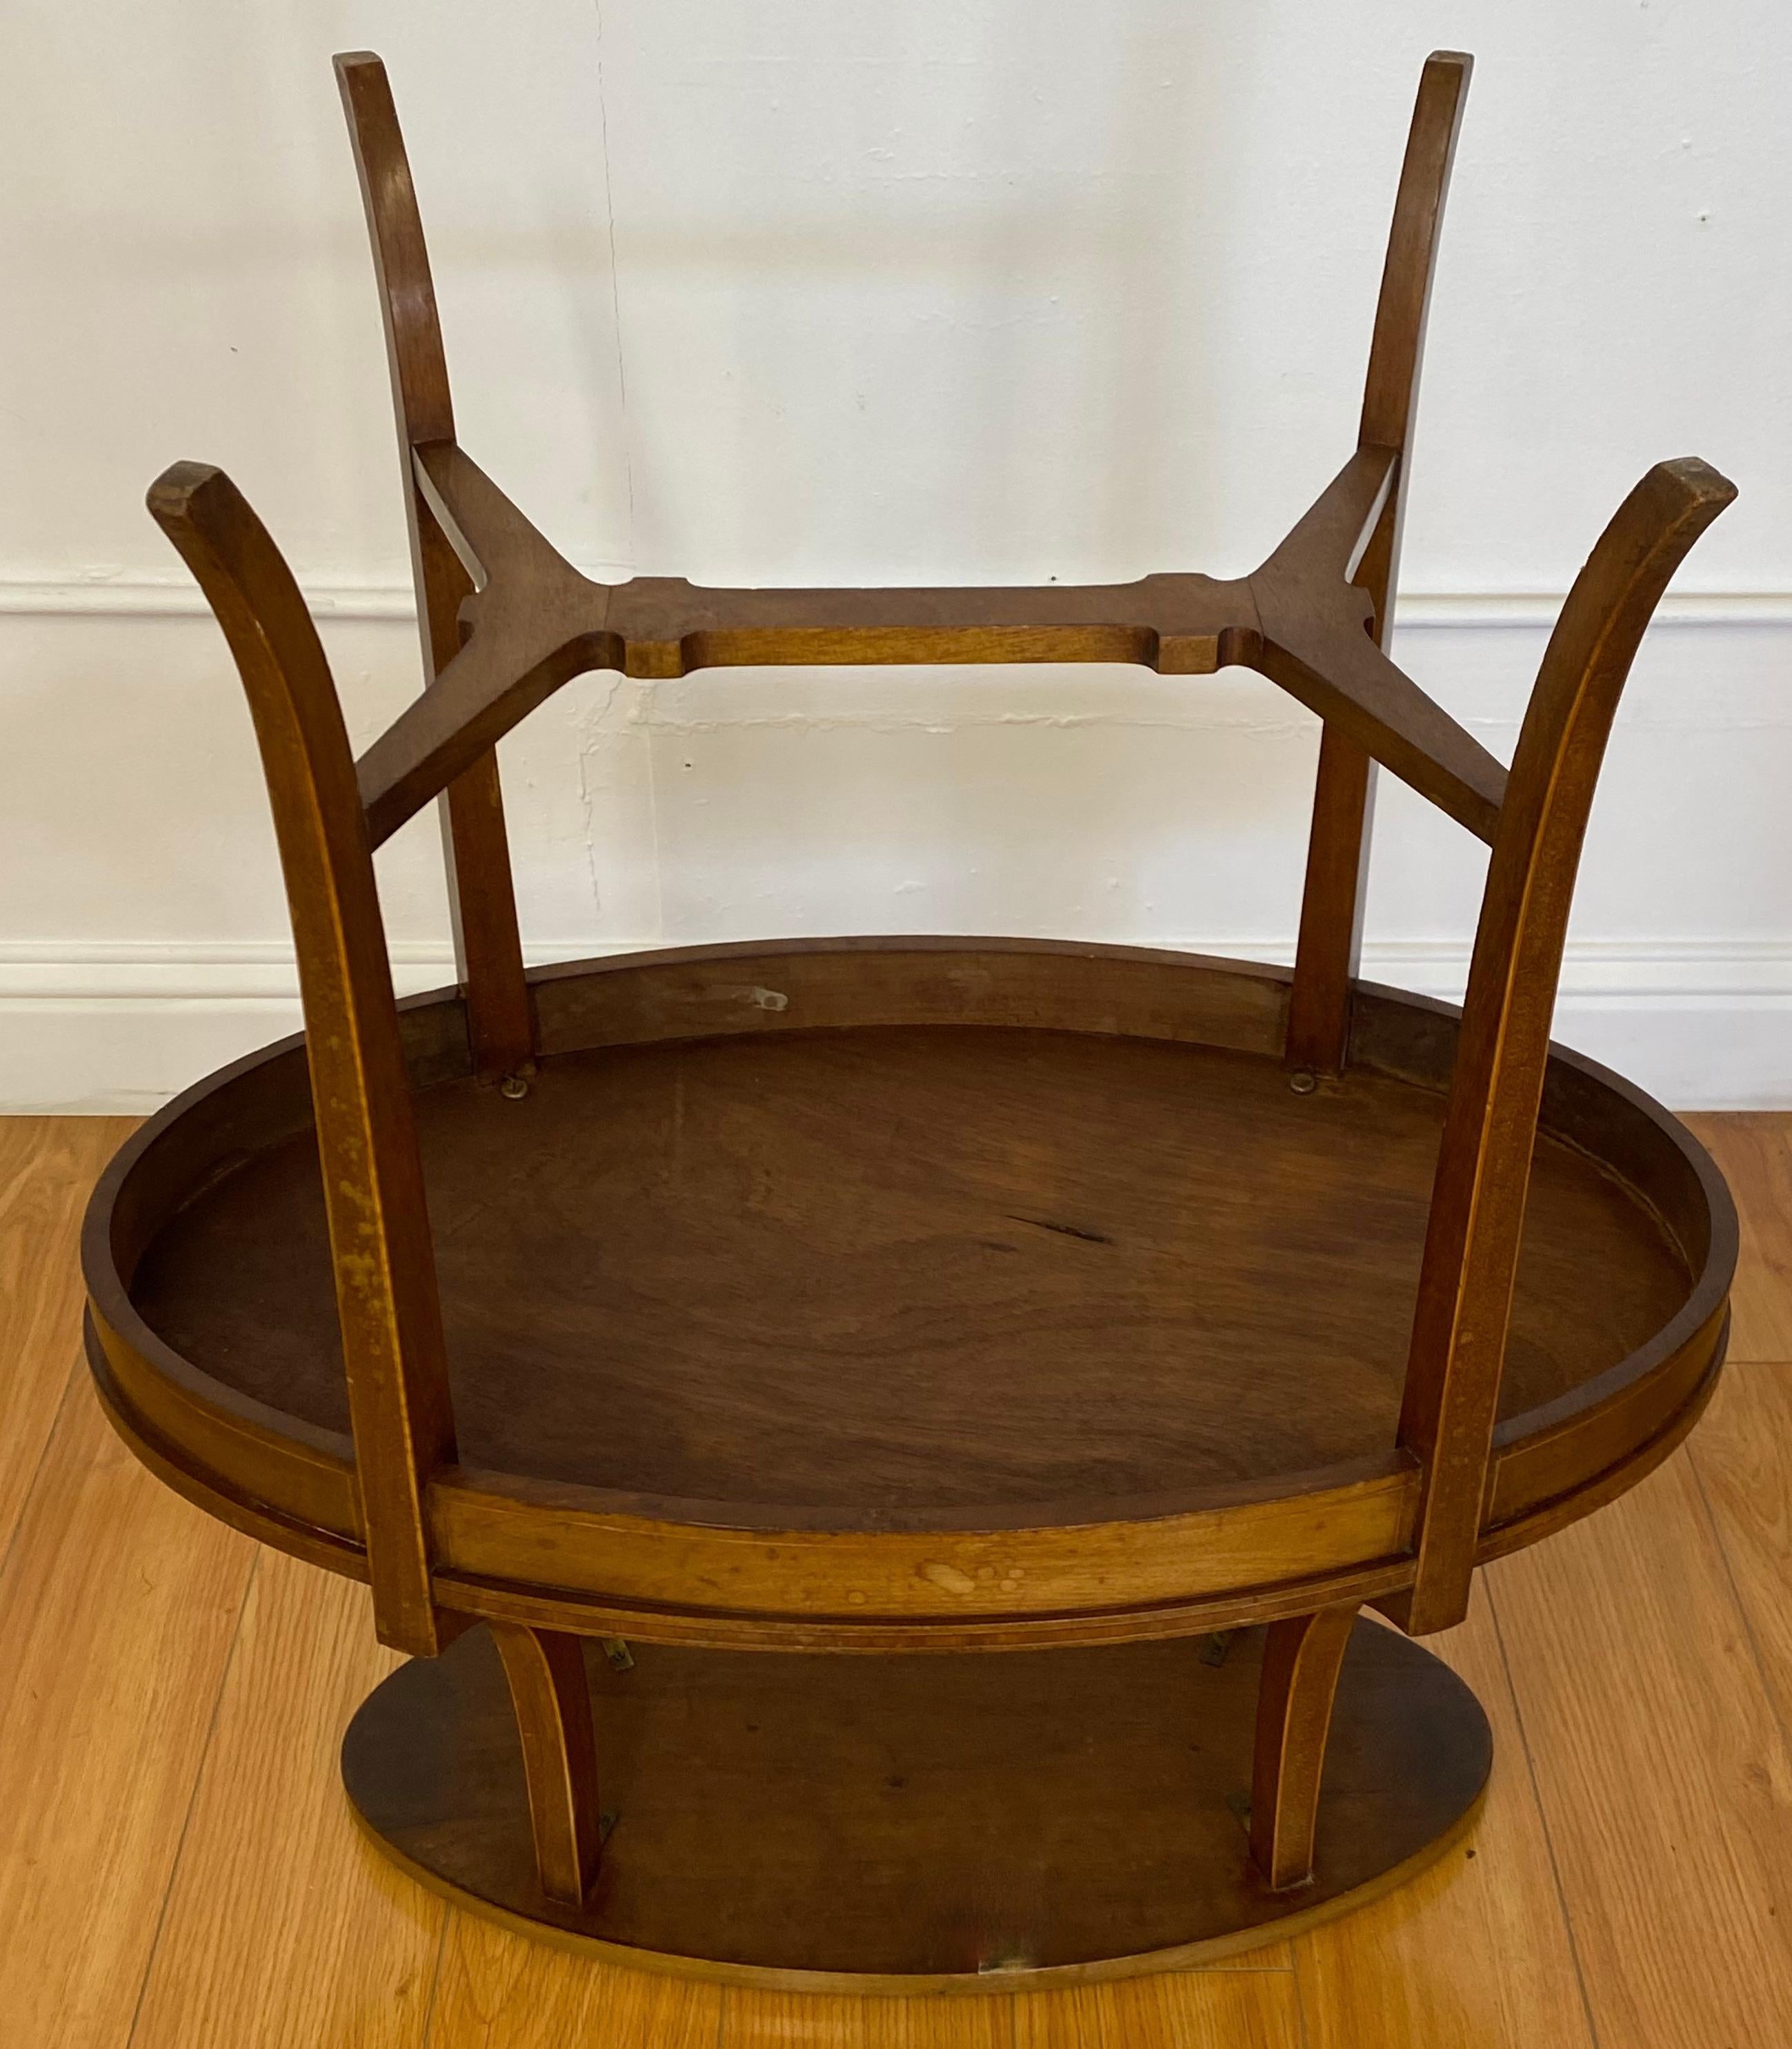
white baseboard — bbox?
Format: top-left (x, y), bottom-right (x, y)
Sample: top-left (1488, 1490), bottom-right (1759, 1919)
top-left (2, 936), bottom-right (1788, 1114)
top-left (5, 583), bottom-right (1789, 1114)
top-left (3, 575), bottom-right (1791, 628)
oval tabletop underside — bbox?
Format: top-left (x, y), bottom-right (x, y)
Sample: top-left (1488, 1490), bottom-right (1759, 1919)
top-left (130, 1022), bottom-right (1691, 1519)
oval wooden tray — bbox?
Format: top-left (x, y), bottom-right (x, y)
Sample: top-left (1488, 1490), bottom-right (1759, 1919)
top-left (84, 938), bottom-right (1731, 1654)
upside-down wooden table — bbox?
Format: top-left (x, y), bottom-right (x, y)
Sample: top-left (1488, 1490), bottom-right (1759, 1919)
top-left (83, 50), bottom-right (1739, 1992)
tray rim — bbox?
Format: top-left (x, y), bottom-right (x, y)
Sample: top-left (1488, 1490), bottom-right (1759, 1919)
top-left (81, 935), bottom-right (1734, 1648)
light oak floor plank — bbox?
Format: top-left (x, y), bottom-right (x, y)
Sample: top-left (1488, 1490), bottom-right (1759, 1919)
top-left (0, 1116), bottom-right (133, 1558)
top-left (1686, 1360), bottom-right (1792, 1737)
top-left (1011, 1972), bottom-right (1303, 2048)
top-left (426, 1920), bottom-right (722, 2048)
top-left (724, 1986), bottom-right (1011, 2046)
top-left (1486, 1445), bottom-right (1792, 2049)
top-left (6, 1114), bottom-right (1791, 2048)
top-left (1291, 1583), bottom-right (1594, 2049)
top-left (0, 1375), bottom-right (256, 2048)
top-left (1684, 1112), bottom-right (1792, 1360)
top-left (128, 1558), bottom-right (446, 2049)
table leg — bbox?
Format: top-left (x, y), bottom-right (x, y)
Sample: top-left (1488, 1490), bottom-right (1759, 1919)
top-left (491, 1621), bottom-right (604, 1906)
top-left (1249, 1602), bottom-right (1359, 1891)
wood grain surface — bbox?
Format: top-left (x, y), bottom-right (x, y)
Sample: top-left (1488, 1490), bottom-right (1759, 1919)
top-left (1687, 1360), bottom-right (1792, 1727)
top-left (1487, 1438), bottom-right (1792, 2048)
top-left (126, 1560), bottom-right (439, 2049)
top-left (337, 1617), bottom-right (1488, 1982)
top-left (129, 1027), bottom-right (1686, 1516)
top-left (335, 51), bottom-right (535, 1087)
top-left (0, 1261), bottom-right (255, 2046)
top-left (9, 1110), bottom-right (1792, 2039)
top-left (0, 1118), bottom-right (132, 1551)
top-left (1293, 1587), bottom-right (1595, 2049)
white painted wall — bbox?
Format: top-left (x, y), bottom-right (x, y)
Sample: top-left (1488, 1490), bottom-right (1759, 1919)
top-left (1, 1), bottom-right (1789, 1109)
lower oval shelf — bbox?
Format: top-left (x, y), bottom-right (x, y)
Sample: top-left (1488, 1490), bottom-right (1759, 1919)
top-left (343, 1616), bottom-right (1493, 1992)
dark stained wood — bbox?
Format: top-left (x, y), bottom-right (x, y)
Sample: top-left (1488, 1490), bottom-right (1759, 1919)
top-left (1251, 1603), bottom-right (1360, 1890)
top-left (85, 42), bottom-right (1745, 1982)
top-left (146, 462), bottom-right (456, 1659)
top-left (336, 52), bottom-right (533, 1085)
top-left (331, 56), bottom-right (452, 447)
top-left (490, 1621), bottom-right (604, 1906)
top-left (340, 1619), bottom-right (1490, 1988)
top-left (1397, 459), bottom-right (1738, 1634)
top-left (1251, 446), bottom-right (1503, 846)
top-left (1288, 728), bottom-right (1376, 1078)
top-left (357, 443), bottom-right (627, 852)
top-left (1343, 46), bottom-right (1474, 762)
top-left (86, 940), bottom-right (1731, 1652)
top-left (1290, 50), bottom-right (1472, 1076)
top-left (358, 440), bottom-right (1505, 856)
top-left (529, 933), bottom-right (1292, 1060)
top-left (1358, 55), bottom-right (1476, 459)
top-left (129, 1022), bottom-right (1689, 1520)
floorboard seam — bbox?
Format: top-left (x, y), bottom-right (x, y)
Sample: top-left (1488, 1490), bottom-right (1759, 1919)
top-left (1684, 1442), bottom-right (1792, 1756)
top-left (1482, 1568), bottom-right (1605, 2049)
top-left (122, 1547), bottom-right (261, 2049)
top-left (0, 1345), bottom-right (81, 1592)
top-left (414, 1904), bottom-right (452, 2049)
top-left (1288, 1948), bottom-right (1318, 2049)
top-left (0, 1127), bottom-right (130, 1586)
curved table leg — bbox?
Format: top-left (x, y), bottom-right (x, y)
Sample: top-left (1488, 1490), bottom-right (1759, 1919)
top-left (1250, 1602), bottom-right (1360, 1891)
top-left (490, 1621), bottom-right (604, 1905)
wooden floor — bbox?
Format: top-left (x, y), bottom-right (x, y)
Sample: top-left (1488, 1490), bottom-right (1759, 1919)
top-left (3, 1112), bottom-right (1790, 2047)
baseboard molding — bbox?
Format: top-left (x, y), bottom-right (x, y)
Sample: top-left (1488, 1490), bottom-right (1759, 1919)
top-left (2, 936), bottom-right (1788, 1113)
top-left (3, 575), bottom-right (1791, 629)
